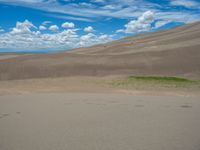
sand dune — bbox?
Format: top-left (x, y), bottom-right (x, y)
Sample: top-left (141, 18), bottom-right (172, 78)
top-left (0, 22), bottom-right (200, 80)
top-left (1, 22), bottom-right (200, 150)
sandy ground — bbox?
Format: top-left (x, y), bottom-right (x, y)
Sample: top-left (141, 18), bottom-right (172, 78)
top-left (0, 93), bottom-right (200, 150)
top-left (0, 22), bottom-right (200, 150)
top-left (0, 55), bottom-right (19, 60)
top-left (0, 76), bottom-right (199, 96)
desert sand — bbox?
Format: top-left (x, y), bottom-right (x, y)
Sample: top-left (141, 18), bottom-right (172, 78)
top-left (0, 93), bottom-right (200, 150)
top-left (0, 22), bottom-right (200, 150)
top-left (0, 76), bottom-right (200, 150)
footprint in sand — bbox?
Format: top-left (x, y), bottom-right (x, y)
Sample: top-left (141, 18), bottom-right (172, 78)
top-left (2, 113), bottom-right (10, 117)
top-left (180, 104), bottom-right (192, 108)
top-left (135, 104), bottom-right (145, 107)
top-left (0, 113), bottom-right (10, 119)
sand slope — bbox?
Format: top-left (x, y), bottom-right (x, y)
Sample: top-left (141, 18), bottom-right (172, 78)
top-left (0, 22), bottom-right (200, 80)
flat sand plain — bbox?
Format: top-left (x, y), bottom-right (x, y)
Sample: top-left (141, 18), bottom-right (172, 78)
top-left (0, 92), bottom-right (200, 150)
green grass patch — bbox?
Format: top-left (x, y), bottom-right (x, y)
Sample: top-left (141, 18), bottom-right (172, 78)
top-left (128, 76), bottom-right (193, 83)
top-left (111, 76), bottom-right (200, 90)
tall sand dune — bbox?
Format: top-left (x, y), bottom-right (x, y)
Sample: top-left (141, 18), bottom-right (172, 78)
top-left (0, 22), bottom-right (200, 80)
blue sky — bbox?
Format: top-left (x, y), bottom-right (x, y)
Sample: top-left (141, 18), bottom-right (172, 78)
top-left (0, 0), bottom-right (200, 52)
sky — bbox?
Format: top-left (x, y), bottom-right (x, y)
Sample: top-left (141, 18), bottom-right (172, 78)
top-left (0, 0), bottom-right (200, 52)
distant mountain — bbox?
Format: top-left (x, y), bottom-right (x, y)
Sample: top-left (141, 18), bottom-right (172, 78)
top-left (0, 22), bottom-right (200, 80)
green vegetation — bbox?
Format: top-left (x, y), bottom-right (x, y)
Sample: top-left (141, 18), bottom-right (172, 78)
top-left (128, 76), bottom-right (193, 83)
top-left (111, 76), bottom-right (200, 90)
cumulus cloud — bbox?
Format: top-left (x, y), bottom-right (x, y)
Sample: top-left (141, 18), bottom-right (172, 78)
top-left (84, 26), bottom-right (94, 32)
top-left (61, 22), bottom-right (75, 28)
top-left (80, 33), bottom-right (95, 44)
top-left (39, 25), bottom-right (47, 30)
top-left (98, 34), bottom-right (113, 43)
top-left (117, 11), bottom-right (154, 34)
top-left (49, 25), bottom-right (59, 31)
top-left (0, 20), bottom-right (113, 51)
top-left (79, 33), bottom-right (112, 46)
top-left (0, 23), bottom-right (79, 50)
top-left (10, 20), bottom-right (36, 35)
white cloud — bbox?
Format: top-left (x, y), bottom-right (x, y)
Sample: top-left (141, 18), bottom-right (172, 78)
top-left (61, 22), bottom-right (75, 28)
top-left (78, 2), bottom-right (96, 8)
top-left (101, 5), bottom-right (122, 10)
top-left (0, 0), bottom-right (199, 24)
top-left (42, 21), bottom-right (52, 26)
top-left (117, 11), bottom-right (154, 34)
top-left (155, 11), bottom-right (200, 23)
top-left (98, 34), bottom-right (113, 42)
top-left (154, 20), bottom-right (170, 28)
top-left (170, 0), bottom-right (200, 8)
top-left (10, 20), bottom-right (36, 35)
top-left (0, 0), bottom-right (158, 20)
top-left (91, 0), bottom-right (105, 3)
top-left (49, 25), bottom-right (59, 31)
top-left (0, 20), bottom-right (113, 51)
top-left (79, 33), bottom-right (112, 46)
top-left (116, 29), bottom-right (124, 33)
top-left (80, 33), bottom-right (95, 42)
top-left (84, 26), bottom-right (94, 32)
top-left (46, 13), bottom-right (93, 22)
top-left (39, 25), bottom-right (47, 30)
